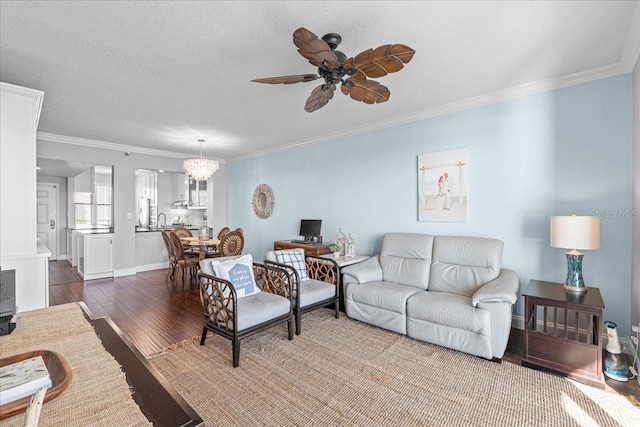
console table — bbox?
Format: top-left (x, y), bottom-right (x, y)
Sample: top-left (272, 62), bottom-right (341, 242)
top-left (522, 280), bottom-right (605, 389)
top-left (274, 240), bottom-right (331, 255)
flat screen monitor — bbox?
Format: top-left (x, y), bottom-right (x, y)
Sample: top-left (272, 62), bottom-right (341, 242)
top-left (299, 219), bottom-right (322, 241)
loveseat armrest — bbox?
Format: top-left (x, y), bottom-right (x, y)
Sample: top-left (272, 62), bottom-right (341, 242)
top-left (341, 256), bottom-right (383, 285)
top-left (471, 268), bottom-right (519, 306)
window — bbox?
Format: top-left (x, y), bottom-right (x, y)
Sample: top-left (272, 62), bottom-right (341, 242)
top-left (95, 183), bottom-right (112, 226)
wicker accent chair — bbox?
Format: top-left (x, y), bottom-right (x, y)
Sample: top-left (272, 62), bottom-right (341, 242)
top-left (219, 230), bottom-right (245, 257)
top-left (265, 249), bottom-right (339, 335)
top-left (170, 231), bottom-right (199, 290)
top-left (161, 231), bottom-right (177, 283)
top-left (198, 255), bottom-right (294, 367)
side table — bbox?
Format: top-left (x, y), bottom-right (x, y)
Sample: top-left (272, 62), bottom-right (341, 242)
top-left (522, 280), bottom-right (605, 389)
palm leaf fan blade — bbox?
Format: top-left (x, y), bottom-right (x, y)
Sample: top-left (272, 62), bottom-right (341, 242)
top-left (349, 44), bottom-right (416, 79)
top-left (293, 27), bottom-right (339, 68)
top-left (252, 74), bottom-right (320, 84)
top-left (305, 84), bottom-right (335, 112)
top-left (341, 79), bottom-right (390, 104)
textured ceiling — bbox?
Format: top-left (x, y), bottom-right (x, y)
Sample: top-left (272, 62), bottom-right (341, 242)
top-left (2, 1), bottom-right (639, 165)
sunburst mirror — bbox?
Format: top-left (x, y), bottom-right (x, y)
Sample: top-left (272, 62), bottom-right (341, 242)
top-left (252, 184), bottom-right (274, 219)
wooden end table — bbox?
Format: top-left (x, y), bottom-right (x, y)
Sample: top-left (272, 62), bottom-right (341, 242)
top-left (522, 280), bottom-right (605, 389)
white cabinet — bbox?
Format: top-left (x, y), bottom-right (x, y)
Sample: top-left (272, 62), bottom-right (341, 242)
top-left (67, 229), bottom-right (76, 266)
top-left (171, 173), bottom-right (189, 202)
top-left (189, 178), bottom-right (207, 208)
top-left (77, 233), bottom-right (114, 281)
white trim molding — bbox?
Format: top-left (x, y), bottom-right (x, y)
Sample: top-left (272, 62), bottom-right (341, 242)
top-left (0, 82), bottom-right (44, 127)
top-left (37, 132), bottom-right (226, 163)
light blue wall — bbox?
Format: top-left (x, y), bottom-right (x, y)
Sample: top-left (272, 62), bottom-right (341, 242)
top-left (227, 75), bottom-right (633, 336)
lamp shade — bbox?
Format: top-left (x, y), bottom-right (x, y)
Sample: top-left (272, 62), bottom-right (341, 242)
top-left (550, 214), bottom-right (600, 250)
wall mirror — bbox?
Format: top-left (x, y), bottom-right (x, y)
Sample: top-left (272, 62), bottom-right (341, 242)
top-left (252, 183), bottom-right (274, 219)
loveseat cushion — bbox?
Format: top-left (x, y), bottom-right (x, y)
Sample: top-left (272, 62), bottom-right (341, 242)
top-left (429, 236), bottom-right (503, 297)
top-left (406, 291), bottom-right (490, 335)
top-left (379, 233), bottom-right (434, 290)
top-left (345, 281), bottom-right (421, 334)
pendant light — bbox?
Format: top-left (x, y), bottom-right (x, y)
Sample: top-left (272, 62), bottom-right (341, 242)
top-left (183, 139), bottom-right (219, 180)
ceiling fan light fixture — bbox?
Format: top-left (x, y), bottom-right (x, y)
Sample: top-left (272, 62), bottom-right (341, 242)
top-left (252, 27), bottom-right (415, 112)
top-left (183, 139), bottom-right (219, 181)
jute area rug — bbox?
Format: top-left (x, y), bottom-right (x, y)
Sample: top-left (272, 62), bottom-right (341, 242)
top-left (0, 303), bottom-right (151, 426)
top-left (149, 309), bottom-right (640, 427)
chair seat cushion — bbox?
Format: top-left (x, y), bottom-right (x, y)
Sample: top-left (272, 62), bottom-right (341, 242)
top-left (406, 291), bottom-right (489, 335)
top-left (236, 292), bottom-right (290, 331)
top-left (298, 279), bottom-right (335, 308)
top-left (346, 281), bottom-right (421, 314)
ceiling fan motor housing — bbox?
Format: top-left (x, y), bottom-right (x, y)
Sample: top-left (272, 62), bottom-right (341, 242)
top-left (321, 33), bottom-right (342, 50)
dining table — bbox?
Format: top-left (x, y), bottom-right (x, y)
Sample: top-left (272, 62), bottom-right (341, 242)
top-left (180, 236), bottom-right (221, 260)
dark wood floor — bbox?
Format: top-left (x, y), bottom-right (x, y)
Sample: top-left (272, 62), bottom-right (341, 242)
top-left (47, 260), bottom-right (639, 406)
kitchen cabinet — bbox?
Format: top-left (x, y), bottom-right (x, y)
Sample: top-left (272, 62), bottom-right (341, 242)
top-left (67, 229), bottom-right (78, 266)
top-left (171, 173), bottom-right (189, 204)
top-left (77, 232), bottom-right (114, 281)
top-left (189, 178), bottom-right (207, 208)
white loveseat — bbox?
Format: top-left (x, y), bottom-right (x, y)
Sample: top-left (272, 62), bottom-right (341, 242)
top-left (341, 233), bottom-right (519, 360)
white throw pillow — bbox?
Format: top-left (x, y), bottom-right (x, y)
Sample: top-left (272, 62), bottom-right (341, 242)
top-left (275, 250), bottom-right (308, 282)
top-left (210, 254), bottom-right (260, 298)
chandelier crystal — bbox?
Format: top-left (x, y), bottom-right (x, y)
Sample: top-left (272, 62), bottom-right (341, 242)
top-left (183, 139), bottom-right (219, 181)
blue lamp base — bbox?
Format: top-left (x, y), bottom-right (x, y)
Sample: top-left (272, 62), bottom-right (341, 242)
top-left (564, 253), bottom-right (587, 293)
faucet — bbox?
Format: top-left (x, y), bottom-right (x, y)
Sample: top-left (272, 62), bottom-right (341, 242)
top-left (157, 213), bottom-right (167, 229)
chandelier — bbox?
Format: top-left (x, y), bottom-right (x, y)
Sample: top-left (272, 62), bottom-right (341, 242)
top-left (183, 139), bottom-right (219, 181)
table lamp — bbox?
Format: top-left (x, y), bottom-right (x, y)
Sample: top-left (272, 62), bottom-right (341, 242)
top-left (550, 213), bottom-right (600, 293)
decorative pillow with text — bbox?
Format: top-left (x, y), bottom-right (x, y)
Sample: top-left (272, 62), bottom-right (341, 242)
top-left (211, 254), bottom-right (260, 298)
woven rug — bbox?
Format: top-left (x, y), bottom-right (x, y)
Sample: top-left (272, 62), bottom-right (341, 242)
top-left (0, 303), bottom-right (152, 426)
top-left (149, 309), bottom-right (640, 427)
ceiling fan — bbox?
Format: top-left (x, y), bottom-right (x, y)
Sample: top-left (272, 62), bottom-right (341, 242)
top-left (252, 27), bottom-right (415, 113)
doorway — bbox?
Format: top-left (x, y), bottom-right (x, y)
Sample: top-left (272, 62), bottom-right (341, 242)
top-left (37, 183), bottom-right (58, 259)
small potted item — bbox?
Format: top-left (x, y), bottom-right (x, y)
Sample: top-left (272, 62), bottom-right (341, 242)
top-left (329, 243), bottom-right (343, 258)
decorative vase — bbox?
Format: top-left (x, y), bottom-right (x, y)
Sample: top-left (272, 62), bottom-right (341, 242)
top-left (333, 252), bottom-right (340, 258)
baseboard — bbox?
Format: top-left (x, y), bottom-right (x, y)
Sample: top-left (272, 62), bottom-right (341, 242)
top-left (113, 268), bottom-right (137, 277)
top-left (135, 262), bottom-right (169, 273)
top-left (512, 314), bottom-right (525, 330)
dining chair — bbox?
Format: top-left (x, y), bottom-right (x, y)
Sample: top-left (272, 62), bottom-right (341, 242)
top-left (170, 231), bottom-right (200, 290)
top-left (219, 229), bottom-right (244, 257)
top-left (161, 231), bottom-right (177, 284)
top-left (217, 226), bottom-right (231, 240)
top-left (198, 254), bottom-right (293, 367)
top-left (173, 226), bottom-right (196, 254)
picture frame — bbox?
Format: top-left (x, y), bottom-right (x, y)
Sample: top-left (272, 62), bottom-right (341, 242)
top-left (418, 148), bottom-right (468, 222)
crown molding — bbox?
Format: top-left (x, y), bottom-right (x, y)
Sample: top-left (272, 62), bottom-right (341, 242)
top-left (230, 61), bottom-right (630, 162)
top-left (1, 82), bottom-right (44, 127)
top-left (37, 132), bottom-right (225, 163)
